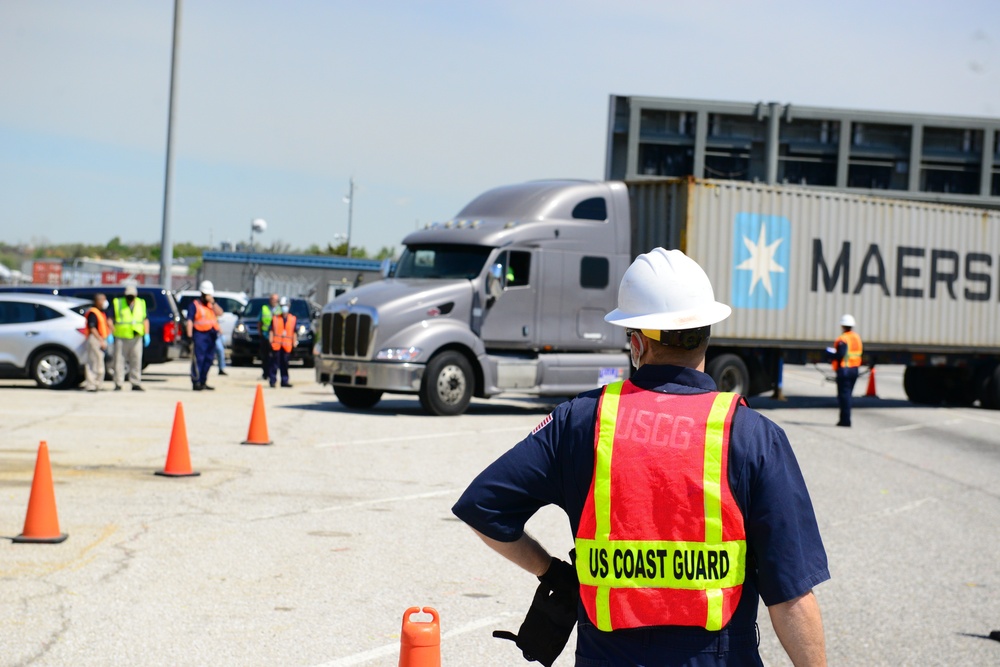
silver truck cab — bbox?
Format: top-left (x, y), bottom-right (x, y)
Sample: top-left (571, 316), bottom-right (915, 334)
top-left (315, 180), bottom-right (631, 415)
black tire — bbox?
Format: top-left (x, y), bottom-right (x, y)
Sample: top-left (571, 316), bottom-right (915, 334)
top-left (231, 356), bottom-right (252, 367)
top-left (334, 386), bottom-right (383, 409)
top-left (31, 349), bottom-right (76, 390)
top-left (302, 355), bottom-right (315, 369)
top-left (942, 368), bottom-right (976, 406)
top-left (706, 353), bottom-right (750, 395)
top-left (420, 351), bottom-right (474, 416)
top-left (903, 366), bottom-right (945, 405)
top-left (979, 365), bottom-right (1000, 410)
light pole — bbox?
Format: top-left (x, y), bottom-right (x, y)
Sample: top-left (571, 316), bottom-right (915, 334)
top-left (158, 0), bottom-right (182, 288)
top-left (245, 218), bottom-right (266, 295)
top-left (342, 177), bottom-right (354, 258)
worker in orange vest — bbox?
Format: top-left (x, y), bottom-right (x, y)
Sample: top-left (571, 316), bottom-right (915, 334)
top-left (268, 296), bottom-right (298, 388)
top-left (83, 293), bottom-right (111, 392)
top-left (185, 280), bottom-right (223, 391)
top-left (827, 314), bottom-right (863, 427)
top-left (454, 249), bottom-right (828, 666)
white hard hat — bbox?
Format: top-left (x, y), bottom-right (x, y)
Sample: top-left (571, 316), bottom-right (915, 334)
top-left (840, 314), bottom-right (856, 328)
top-left (278, 296), bottom-right (289, 307)
top-left (605, 248), bottom-right (731, 330)
top-left (199, 280), bottom-right (214, 295)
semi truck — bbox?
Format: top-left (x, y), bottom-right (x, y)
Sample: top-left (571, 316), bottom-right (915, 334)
top-left (315, 177), bottom-right (1000, 414)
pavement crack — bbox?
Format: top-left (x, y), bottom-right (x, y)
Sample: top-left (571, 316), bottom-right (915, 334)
top-left (13, 586), bottom-right (71, 667)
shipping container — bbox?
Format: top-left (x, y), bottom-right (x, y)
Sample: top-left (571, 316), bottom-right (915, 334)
top-left (629, 177), bottom-right (1000, 404)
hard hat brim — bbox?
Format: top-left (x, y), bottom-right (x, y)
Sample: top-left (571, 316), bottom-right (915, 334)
top-left (604, 301), bottom-right (732, 330)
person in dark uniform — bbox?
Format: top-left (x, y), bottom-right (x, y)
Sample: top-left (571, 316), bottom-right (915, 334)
top-left (258, 293), bottom-right (278, 380)
top-left (267, 296), bottom-right (297, 388)
top-left (185, 280), bottom-right (223, 391)
top-left (453, 249), bottom-right (829, 667)
top-left (828, 314), bottom-right (863, 427)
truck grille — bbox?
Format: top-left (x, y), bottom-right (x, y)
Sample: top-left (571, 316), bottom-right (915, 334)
top-left (322, 311), bottom-right (373, 357)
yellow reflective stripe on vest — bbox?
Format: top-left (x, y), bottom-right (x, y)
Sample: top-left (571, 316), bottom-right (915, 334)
top-left (593, 380), bottom-right (622, 632)
top-left (586, 387), bottom-right (742, 632)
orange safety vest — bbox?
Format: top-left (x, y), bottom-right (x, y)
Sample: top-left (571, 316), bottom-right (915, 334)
top-left (832, 331), bottom-right (863, 371)
top-left (270, 314), bottom-right (297, 352)
top-left (86, 307), bottom-right (109, 338)
top-left (192, 299), bottom-right (220, 333)
top-left (575, 381), bottom-right (746, 632)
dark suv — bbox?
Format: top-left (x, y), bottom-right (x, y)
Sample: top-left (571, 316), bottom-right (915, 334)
top-left (0, 285), bottom-right (182, 366)
top-left (230, 297), bottom-right (318, 367)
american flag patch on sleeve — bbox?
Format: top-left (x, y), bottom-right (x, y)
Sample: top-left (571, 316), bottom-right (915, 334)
top-left (531, 413), bottom-right (553, 435)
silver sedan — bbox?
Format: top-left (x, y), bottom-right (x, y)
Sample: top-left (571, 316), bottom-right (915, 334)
top-left (0, 293), bottom-right (91, 389)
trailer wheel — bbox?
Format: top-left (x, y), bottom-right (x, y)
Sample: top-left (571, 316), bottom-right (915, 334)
top-left (706, 354), bottom-right (749, 395)
top-left (334, 386), bottom-right (383, 410)
top-left (420, 351), bottom-right (473, 416)
top-left (979, 366), bottom-right (1000, 410)
top-left (942, 368), bottom-right (976, 407)
top-left (903, 366), bottom-right (945, 405)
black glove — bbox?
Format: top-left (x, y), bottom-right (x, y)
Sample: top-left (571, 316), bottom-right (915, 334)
top-left (493, 556), bottom-right (579, 666)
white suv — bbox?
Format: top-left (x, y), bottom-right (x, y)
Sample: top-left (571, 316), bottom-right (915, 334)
top-left (0, 293), bottom-right (92, 389)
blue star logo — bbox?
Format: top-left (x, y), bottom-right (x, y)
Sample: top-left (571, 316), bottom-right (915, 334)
top-left (731, 213), bottom-right (790, 310)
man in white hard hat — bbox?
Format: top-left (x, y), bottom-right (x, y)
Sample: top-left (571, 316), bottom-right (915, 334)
top-left (454, 248), bottom-right (828, 666)
top-left (828, 314), bottom-right (863, 427)
top-left (185, 280), bottom-right (223, 391)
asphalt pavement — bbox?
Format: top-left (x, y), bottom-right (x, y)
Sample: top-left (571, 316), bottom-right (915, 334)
top-left (1, 360), bottom-right (998, 666)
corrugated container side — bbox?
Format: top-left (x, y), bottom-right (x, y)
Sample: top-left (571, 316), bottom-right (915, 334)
top-left (629, 178), bottom-right (1000, 352)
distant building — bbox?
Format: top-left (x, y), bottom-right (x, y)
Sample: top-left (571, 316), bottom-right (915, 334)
top-left (606, 95), bottom-right (1000, 208)
top-left (199, 251), bottom-right (385, 305)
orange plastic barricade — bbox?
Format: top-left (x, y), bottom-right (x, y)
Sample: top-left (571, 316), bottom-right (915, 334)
top-left (13, 441), bottom-right (68, 544)
top-left (156, 402), bottom-right (200, 477)
top-left (399, 606), bottom-right (440, 667)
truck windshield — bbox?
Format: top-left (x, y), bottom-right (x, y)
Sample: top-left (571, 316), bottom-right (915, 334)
top-left (394, 244), bottom-right (492, 280)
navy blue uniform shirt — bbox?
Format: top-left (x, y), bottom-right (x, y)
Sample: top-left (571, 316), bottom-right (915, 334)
top-left (452, 364), bottom-right (829, 666)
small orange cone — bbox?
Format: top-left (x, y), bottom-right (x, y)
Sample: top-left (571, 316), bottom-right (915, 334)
top-left (399, 607), bottom-right (440, 667)
top-left (155, 402), bottom-right (200, 477)
top-left (242, 384), bottom-right (273, 446)
top-left (13, 441), bottom-right (68, 544)
top-left (865, 366), bottom-right (878, 398)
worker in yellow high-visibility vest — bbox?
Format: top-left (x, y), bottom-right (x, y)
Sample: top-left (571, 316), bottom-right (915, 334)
top-left (111, 284), bottom-right (150, 391)
top-left (453, 248), bottom-right (829, 666)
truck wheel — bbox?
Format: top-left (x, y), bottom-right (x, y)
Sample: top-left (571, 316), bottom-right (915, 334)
top-left (420, 351), bottom-right (473, 416)
top-left (334, 386), bottom-right (383, 409)
top-left (706, 354), bottom-right (749, 395)
top-left (31, 349), bottom-right (75, 390)
top-left (903, 366), bottom-right (945, 405)
top-left (942, 368), bottom-right (976, 406)
top-left (979, 366), bottom-right (1000, 410)
top-left (230, 355), bottom-right (251, 367)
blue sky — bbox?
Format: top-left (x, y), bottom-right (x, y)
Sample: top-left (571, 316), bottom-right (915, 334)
top-left (2, 1), bottom-right (998, 254)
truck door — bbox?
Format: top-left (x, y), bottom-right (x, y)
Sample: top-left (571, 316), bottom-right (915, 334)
top-left (481, 250), bottom-right (538, 348)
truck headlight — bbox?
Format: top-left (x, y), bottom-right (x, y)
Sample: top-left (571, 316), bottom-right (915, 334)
top-left (376, 347), bottom-right (422, 362)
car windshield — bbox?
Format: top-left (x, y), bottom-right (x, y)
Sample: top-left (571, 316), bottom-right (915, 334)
top-left (394, 244), bottom-right (492, 280)
top-left (241, 298), bottom-right (311, 320)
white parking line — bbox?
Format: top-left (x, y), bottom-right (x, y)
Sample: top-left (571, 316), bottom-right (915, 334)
top-left (315, 425), bottom-right (530, 448)
top-left (250, 489), bottom-right (461, 522)
top-left (310, 611), bottom-right (517, 666)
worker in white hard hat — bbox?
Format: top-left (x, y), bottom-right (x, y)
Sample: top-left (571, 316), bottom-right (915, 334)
top-left (453, 248), bottom-right (829, 666)
top-left (267, 296), bottom-right (297, 388)
top-left (828, 314), bottom-right (863, 426)
top-left (185, 280), bottom-right (223, 391)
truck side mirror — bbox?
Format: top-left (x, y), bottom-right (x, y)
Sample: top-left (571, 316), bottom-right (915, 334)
top-left (486, 263), bottom-right (504, 307)
top-left (380, 258), bottom-right (393, 279)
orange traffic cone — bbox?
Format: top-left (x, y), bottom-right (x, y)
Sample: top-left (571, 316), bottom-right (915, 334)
top-left (13, 441), bottom-right (68, 544)
top-left (398, 607), bottom-right (440, 667)
top-left (155, 402), bottom-right (200, 477)
top-left (865, 367), bottom-right (878, 398)
top-left (242, 384), bottom-right (273, 446)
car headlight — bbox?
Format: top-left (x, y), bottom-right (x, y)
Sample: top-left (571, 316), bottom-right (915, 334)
top-left (235, 323), bottom-right (246, 333)
top-left (298, 324), bottom-right (308, 335)
top-left (376, 347), bottom-right (422, 362)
